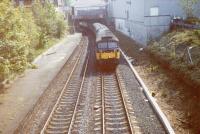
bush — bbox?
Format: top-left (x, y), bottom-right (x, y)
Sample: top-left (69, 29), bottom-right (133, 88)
top-left (0, 0), bottom-right (39, 82)
top-left (32, 1), bottom-right (67, 47)
top-left (0, 0), bottom-right (67, 83)
top-left (0, 57), bottom-right (10, 82)
top-left (56, 14), bottom-right (67, 38)
top-left (148, 28), bottom-right (200, 85)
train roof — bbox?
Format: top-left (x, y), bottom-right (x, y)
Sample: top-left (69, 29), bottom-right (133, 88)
top-left (93, 23), bottom-right (119, 43)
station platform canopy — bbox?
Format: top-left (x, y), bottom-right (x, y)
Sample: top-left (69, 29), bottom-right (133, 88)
top-left (71, 0), bottom-right (107, 8)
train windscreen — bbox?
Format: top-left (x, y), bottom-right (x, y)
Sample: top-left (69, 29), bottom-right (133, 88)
top-left (98, 42), bottom-right (118, 50)
top-left (108, 42), bottom-right (118, 49)
top-left (98, 42), bottom-right (107, 49)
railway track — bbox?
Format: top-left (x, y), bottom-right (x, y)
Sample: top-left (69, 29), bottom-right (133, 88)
top-left (94, 70), bottom-right (142, 134)
top-left (40, 38), bottom-right (89, 134)
top-left (38, 38), bottom-right (173, 133)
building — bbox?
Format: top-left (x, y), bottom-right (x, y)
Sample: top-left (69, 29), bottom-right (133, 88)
top-left (107, 0), bottom-right (200, 45)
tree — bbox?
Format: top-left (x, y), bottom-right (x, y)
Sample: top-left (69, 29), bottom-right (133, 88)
top-left (180, 0), bottom-right (200, 18)
top-left (0, 0), bottom-right (39, 81)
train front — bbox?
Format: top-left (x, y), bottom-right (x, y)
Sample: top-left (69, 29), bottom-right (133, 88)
top-left (96, 37), bottom-right (120, 65)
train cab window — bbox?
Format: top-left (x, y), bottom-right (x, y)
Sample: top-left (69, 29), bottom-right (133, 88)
top-left (98, 42), bottom-right (107, 49)
top-left (108, 42), bottom-right (118, 49)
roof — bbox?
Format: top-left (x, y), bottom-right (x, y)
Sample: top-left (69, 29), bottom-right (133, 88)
top-left (93, 23), bottom-right (119, 43)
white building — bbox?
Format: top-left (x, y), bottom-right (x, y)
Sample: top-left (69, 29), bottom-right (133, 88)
top-left (107, 0), bottom-right (200, 45)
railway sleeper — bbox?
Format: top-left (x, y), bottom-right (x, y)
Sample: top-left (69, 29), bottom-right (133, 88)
top-left (46, 125), bottom-right (68, 130)
top-left (45, 129), bottom-right (68, 134)
top-left (106, 112), bottom-right (125, 116)
top-left (105, 104), bottom-right (124, 108)
top-left (54, 108), bottom-right (73, 113)
top-left (53, 114), bottom-right (72, 118)
top-left (105, 107), bottom-right (124, 112)
top-left (51, 117), bottom-right (70, 122)
top-left (106, 127), bottom-right (130, 132)
top-left (105, 116), bottom-right (126, 121)
top-left (106, 121), bottom-right (127, 125)
top-left (49, 121), bottom-right (69, 126)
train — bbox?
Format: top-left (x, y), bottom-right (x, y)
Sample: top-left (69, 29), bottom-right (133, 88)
top-left (91, 23), bottom-right (120, 64)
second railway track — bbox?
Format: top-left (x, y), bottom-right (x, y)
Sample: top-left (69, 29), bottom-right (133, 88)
top-left (40, 38), bottom-right (89, 134)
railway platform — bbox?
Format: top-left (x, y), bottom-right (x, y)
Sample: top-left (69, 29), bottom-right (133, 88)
top-left (0, 33), bottom-right (82, 134)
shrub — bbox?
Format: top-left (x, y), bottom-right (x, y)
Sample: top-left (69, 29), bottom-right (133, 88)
top-left (0, 0), bottom-right (39, 82)
top-left (0, 57), bottom-right (10, 82)
top-left (37, 32), bottom-right (48, 49)
top-left (148, 28), bottom-right (200, 85)
top-left (56, 14), bottom-right (67, 38)
top-left (0, 0), bottom-right (67, 83)
top-left (32, 1), bottom-right (67, 43)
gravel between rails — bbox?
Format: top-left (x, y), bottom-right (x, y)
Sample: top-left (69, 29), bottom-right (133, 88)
top-left (14, 37), bottom-right (88, 134)
top-left (69, 57), bottom-right (96, 134)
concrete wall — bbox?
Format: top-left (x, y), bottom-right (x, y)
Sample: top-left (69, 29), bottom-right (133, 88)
top-left (107, 0), bottom-right (127, 22)
top-left (107, 0), bottom-right (200, 46)
top-left (144, 0), bottom-right (184, 17)
top-left (107, 0), bottom-right (128, 35)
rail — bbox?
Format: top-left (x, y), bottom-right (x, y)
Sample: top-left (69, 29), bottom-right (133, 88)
top-left (40, 39), bottom-right (88, 134)
top-left (120, 48), bottom-right (175, 134)
top-left (100, 72), bottom-right (134, 134)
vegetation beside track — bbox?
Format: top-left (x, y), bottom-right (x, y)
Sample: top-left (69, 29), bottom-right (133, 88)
top-left (0, 0), bottom-right (67, 89)
top-left (148, 20), bottom-right (200, 89)
top-left (115, 27), bottom-right (200, 133)
top-left (148, 19), bottom-right (200, 133)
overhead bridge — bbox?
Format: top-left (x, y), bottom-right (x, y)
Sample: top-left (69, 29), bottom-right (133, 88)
top-left (71, 0), bottom-right (107, 22)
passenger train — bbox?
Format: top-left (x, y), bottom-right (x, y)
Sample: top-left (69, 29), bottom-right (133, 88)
top-left (91, 23), bottom-right (120, 64)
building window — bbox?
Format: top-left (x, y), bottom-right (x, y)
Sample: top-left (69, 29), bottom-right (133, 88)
top-left (150, 7), bottom-right (159, 16)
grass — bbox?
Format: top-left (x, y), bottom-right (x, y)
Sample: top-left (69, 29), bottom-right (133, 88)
top-left (148, 28), bottom-right (200, 87)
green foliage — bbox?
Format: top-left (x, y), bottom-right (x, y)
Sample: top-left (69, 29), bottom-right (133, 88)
top-left (56, 14), bottom-right (67, 38)
top-left (32, 2), bottom-right (57, 37)
top-left (194, 30), bottom-right (200, 39)
top-left (0, 0), bottom-right (39, 82)
top-left (0, 0), bottom-right (67, 83)
top-left (0, 57), bottom-right (10, 82)
top-left (149, 28), bottom-right (200, 84)
top-left (32, 1), bottom-right (67, 48)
